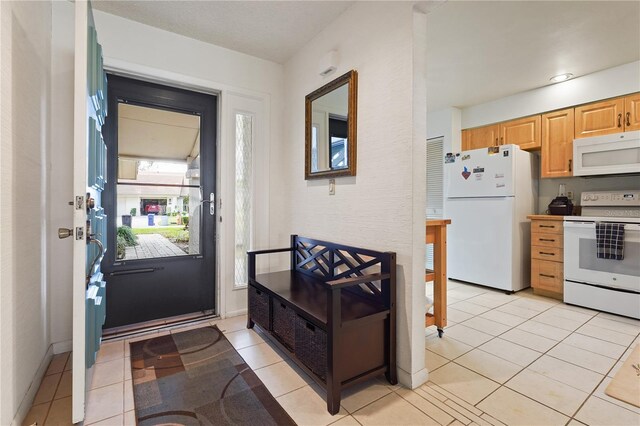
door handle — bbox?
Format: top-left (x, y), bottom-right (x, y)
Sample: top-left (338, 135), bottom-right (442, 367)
top-left (568, 159), bottom-right (572, 172)
top-left (87, 238), bottom-right (106, 281)
top-left (209, 193), bottom-right (215, 216)
top-left (617, 113), bottom-right (622, 128)
top-left (626, 112), bottom-right (631, 127)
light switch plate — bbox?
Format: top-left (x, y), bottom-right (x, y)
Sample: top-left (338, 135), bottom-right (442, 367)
top-left (329, 179), bottom-right (335, 195)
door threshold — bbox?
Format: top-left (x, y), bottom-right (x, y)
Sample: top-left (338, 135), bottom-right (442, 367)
top-left (102, 311), bottom-right (218, 340)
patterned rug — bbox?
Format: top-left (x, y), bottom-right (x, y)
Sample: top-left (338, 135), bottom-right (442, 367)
top-left (130, 325), bottom-right (296, 425)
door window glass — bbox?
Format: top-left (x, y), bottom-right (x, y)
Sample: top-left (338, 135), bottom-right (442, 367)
top-left (234, 113), bottom-right (253, 286)
top-left (116, 103), bottom-right (202, 261)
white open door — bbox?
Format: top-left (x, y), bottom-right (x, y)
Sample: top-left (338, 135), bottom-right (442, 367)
top-left (72, 1), bottom-right (108, 421)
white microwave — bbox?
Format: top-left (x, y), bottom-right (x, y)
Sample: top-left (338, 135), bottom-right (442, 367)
top-left (573, 130), bottom-right (640, 176)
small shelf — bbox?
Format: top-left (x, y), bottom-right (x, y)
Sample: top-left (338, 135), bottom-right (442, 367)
top-left (424, 269), bottom-right (435, 282)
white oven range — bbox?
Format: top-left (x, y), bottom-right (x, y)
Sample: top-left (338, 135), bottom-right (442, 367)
top-left (564, 190), bottom-right (640, 319)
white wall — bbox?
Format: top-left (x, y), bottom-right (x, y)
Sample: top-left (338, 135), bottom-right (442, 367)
top-left (276, 3), bottom-right (429, 387)
top-left (458, 60), bottom-right (640, 212)
top-left (49, 1), bottom-right (283, 348)
top-left (0, 1), bottom-right (52, 424)
top-left (462, 61), bottom-right (640, 129)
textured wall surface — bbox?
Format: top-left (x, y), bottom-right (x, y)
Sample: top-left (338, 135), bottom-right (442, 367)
top-left (276, 2), bottom-right (428, 386)
top-left (0, 1), bottom-right (52, 424)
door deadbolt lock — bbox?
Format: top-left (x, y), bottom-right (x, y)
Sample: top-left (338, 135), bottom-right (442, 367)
top-left (58, 227), bottom-right (85, 240)
top-left (58, 228), bottom-right (74, 239)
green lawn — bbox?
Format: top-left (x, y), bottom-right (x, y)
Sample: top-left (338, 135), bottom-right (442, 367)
top-left (132, 226), bottom-right (186, 239)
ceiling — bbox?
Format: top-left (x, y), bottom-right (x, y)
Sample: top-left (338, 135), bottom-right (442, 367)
top-left (92, 1), bottom-right (354, 64)
top-left (118, 103), bottom-right (200, 162)
top-left (94, 1), bottom-right (640, 112)
top-left (426, 1), bottom-right (640, 111)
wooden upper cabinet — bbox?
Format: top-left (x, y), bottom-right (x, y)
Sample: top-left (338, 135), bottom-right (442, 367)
top-left (624, 93), bottom-right (640, 131)
top-left (575, 97), bottom-right (625, 138)
top-left (541, 108), bottom-right (574, 178)
top-left (500, 115), bottom-right (541, 150)
top-left (461, 124), bottom-right (499, 151)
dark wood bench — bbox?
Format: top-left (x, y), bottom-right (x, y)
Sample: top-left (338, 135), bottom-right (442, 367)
top-left (247, 235), bottom-right (397, 415)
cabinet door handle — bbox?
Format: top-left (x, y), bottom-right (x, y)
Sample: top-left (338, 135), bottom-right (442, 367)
top-left (539, 252), bottom-right (555, 256)
top-left (568, 159), bottom-right (572, 172)
top-left (539, 225), bottom-right (555, 228)
top-left (500, 136), bottom-right (504, 145)
top-left (626, 112), bottom-right (631, 127)
top-left (617, 113), bottom-right (622, 128)
top-left (540, 273), bottom-right (556, 278)
top-left (495, 137), bottom-right (498, 146)
top-left (539, 238), bottom-right (556, 242)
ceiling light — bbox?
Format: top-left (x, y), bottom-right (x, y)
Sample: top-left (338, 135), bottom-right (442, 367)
top-left (550, 73), bottom-right (573, 83)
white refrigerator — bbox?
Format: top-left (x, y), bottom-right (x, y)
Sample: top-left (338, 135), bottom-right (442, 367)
top-left (444, 144), bottom-right (537, 292)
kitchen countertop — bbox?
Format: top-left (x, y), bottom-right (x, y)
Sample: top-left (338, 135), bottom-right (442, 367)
top-left (527, 215), bottom-right (565, 221)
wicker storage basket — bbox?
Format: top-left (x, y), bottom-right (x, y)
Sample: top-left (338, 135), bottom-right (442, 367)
top-left (273, 300), bottom-right (296, 351)
top-left (295, 315), bottom-right (327, 380)
top-left (248, 285), bottom-right (269, 330)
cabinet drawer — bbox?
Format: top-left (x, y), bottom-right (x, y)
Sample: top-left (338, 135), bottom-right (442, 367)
top-left (248, 285), bottom-right (270, 330)
top-left (531, 232), bottom-right (563, 248)
top-left (531, 246), bottom-right (563, 262)
top-left (532, 220), bottom-right (563, 235)
top-left (273, 300), bottom-right (296, 351)
top-left (531, 259), bottom-right (563, 293)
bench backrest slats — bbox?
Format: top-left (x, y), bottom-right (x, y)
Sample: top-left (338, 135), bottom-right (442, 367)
top-left (291, 235), bottom-right (394, 308)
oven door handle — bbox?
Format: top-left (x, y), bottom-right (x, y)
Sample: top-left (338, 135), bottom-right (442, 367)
top-left (563, 221), bottom-right (595, 229)
top-left (564, 221), bottom-right (640, 232)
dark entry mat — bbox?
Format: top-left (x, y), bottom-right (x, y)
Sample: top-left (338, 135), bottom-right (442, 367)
top-left (130, 325), bottom-right (296, 425)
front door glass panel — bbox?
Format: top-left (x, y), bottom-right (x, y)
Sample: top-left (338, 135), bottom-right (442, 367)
top-left (116, 103), bottom-right (203, 261)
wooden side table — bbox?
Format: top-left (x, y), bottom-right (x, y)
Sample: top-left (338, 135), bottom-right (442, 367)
top-left (425, 219), bottom-right (451, 338)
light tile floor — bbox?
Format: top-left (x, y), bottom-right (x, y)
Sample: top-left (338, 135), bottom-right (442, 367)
top-left (23, 281), bottom-right (640, 425)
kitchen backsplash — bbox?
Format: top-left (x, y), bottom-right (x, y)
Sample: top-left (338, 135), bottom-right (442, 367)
top-left (537, 173), bottom-right (640, 215)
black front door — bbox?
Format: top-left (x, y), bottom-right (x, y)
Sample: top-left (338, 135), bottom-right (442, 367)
top-left (102, 75), bottom-right (217, 329)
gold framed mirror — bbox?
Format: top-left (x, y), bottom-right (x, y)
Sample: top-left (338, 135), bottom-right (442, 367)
top-left (305, 70), bottom-right (357, 180)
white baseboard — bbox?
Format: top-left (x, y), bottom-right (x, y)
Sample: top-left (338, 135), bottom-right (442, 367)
top-left (11, 345), bottom-right (53, 426)
top-left (52, 339), bottom-right (72, 354)
top-left (396, 366), bottom-right (429, 390)
top-left (223, 308), bottom-right (247, 318)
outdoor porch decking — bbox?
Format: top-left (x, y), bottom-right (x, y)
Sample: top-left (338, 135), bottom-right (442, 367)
top-left (124, 233), bottom-right (187, 260)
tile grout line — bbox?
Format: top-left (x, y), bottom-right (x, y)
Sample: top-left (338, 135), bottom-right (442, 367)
top-left (41, 357), bottom-right (66, 426)
top-left (392, 388), bottom-right (451, 425)
top-left (566, 329), bottom-right (640, 421)
top-left (438, 298), bottom-right (578, 417)
top-left (452, 299), bottom-right (636, 423)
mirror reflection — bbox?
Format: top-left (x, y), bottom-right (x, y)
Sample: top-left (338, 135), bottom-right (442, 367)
top-left (311, 84), bottom-right (349, 173)
top-left (305, 70), bottom-right (357, 179)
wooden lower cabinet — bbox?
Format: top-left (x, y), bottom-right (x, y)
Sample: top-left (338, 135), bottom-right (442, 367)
top-left (528, 215), bottom-right (564, 299)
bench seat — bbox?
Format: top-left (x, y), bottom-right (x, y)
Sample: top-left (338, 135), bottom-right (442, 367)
top-left (253, 270), bottom-right (388, 327)
top-left (247, 235), bottom-right (396, 415)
